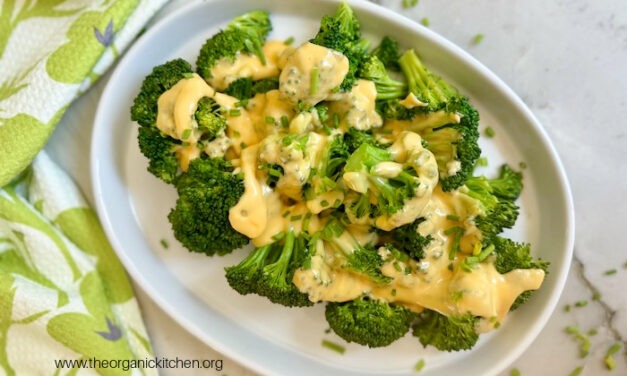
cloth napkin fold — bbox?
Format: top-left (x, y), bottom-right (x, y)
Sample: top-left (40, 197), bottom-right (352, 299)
top-left (0, 0), bottom-right (170, 374)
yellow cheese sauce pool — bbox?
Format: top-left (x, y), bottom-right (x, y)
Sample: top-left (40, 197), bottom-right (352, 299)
top-left (155, 39), bottom-right (545, 332)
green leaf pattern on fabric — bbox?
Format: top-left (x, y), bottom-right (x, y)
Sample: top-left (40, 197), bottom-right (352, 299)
top-left (46, 0), bottom-right (138, 84)
top-left (0, 154), bottom-right (155, 375)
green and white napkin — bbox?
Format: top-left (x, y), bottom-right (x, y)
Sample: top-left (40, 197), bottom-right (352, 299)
top-left (0, 0), bottom-right (170, 374)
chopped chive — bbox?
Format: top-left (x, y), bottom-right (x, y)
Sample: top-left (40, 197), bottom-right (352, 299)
top-left (393, 261), bottom-right (402, 272)
top-left (574, 300), bottom-right (588, 307)
top-left (587, 328), bottom-right (598, 336)
top-left (569, 366), bottom-right (583, 376)
top-left (181, 141), bottom-right (190, 147)
top-left (321, 340), bottom-right (345, 355)
top-left (605, 355), bottom-right (616, 370)
top-left (604, 268), bottom-right (617, 276)
top-left (472, 33), bottom-right (485, 45)
top-left (510, 368), bottom-right (521, 376)
top-left (229, 109), bottom-right (241, 117)
top-left (607, 343), bottom-right (622, 355)
top-left (485, 126), bottom-right (496, 138)
top-left (239, 142), bottom-right (247, 149)
top-left (420, 17), bottom-right (430, 27)
top-left (519, 161), bottom-right (528, 169)
top-left (592, 291), bottom-right (601, 301)
top-left (475, 156), bottom-right (488, 167)
top-left (451, 290), bottom-right (464, 302)
top-left (333, 199), bottom-right (341, 207)
top-left (181, 129), bottom-right (192, 139)
top-left (564, 304), bottom-right (571, 312)
top-left (282, 211), bottom-right (290, 218)
top-left (160, 239), bottom-right (169, 249)
top-left (414, 359), bottom-right (425, 372)
top-left (265, 116), bottom-right (275, 124)
top-left (446, 214), bottom-right (460, 221)
top-left (290, 214), bottom-right (303, 221)
top-left (404, 265), bottom-right (412, 274)
top-left (284, 36), bottom-right (295, 45)
top-left (310, 68), bottom-right (320, 95)
top-left (320, 199), bottom-right (329, 207)
top-left (391, 288), bottom-right (397, 297)
top-left (182, 72), bottom-right (194, 79)
top-left (280, 115), bottom-right (289, 127)
top-left (402, 0), bottom-right (418, 9)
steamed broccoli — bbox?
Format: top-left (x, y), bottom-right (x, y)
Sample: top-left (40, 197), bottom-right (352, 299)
top-left (412, 310), bottom-right (479, 351)
top-left (492, 236), bottom-right (549, 310)
top-left (343, 127), bottom-right (385, 153)
top-left (310, 2), bottom-right (368, 91)
top-left (195, 97), bottom-right (227, 141)
top-left (130, 59), bottom-right (229, 183)
top-left (304, 134), bottom-right (349, 200)
top-left (196, 10), bottom-right (272, 82)
top-left (325, 296), bottom-right (414, 347)
top-left (380, 217), bottom-right (433, 261)
top-left (130, 59), bottom-right (192, 183)
top-left (358, 54), bottom-right (407, 100)
top-left (224, 77), bottom-right (279, 99)
top-left (343, 143), bottom-right (418, 217)
top-left (320, 218), bottom-right (390, 284)
top-left (377, 49), bottom-right (481, 191)
top-left (168, 157), bottom-right (248, 255)
top-left (463, 164), bottom-right (523, 242)
top-left (225, 230), bottom-right (313, 307)
top-left (372, 35), bottom-right (402, 72)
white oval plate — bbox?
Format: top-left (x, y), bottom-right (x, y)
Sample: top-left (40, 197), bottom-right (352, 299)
top-left (91, 0), bottom-right (575, 375)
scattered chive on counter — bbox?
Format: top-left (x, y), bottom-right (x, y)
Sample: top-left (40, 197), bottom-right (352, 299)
top-left (510, 368), bottom-right (521, 376)
top-left (519, 161), bottom-right (528, 169)
top-left (564, 304), bottom-right (571, 312)
top-left (160, 239), bottom-right (169, 249)
top-left (484, 126), bottom-right (495, 138)
top-left (569, 365), bottom-right (584, 376)
top-left (565, 326), bottom-right (591, 358)
top-left (420, 17), bottom-right (430, 27)
top-left (475, 156), bottom-right (488, 167)
top-left (604, 268), bottom-right (617, 276)
top-left (321, 339), bottom-right (346, 355)
top-left (604, 343), bottom-right (621, 370)
top-left (574, 300), bottom-right (588, 308)
top-left (414, 359), bottom-right (425, 372)
top-left (402, 0), bottom-right (419, 9)
top-left (592, 291), bottom-right (601, 301)
top-left (471, 33), bottom-right (484, 45)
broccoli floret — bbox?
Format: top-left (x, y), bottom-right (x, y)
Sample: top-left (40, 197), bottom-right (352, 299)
top-left (343, 127), bottom-right (386, 153)
top-left (320, 218), bottom-right (390, 284)
top-left (379, 217), bottom-right (433, 261)
top-left (372, 35), bottom-right (402, 72)
top-left (130, 59), bottom-right (194, 183)
top-left (224, 77), bottom-right (279, 99)
top-left (225, 230), bottom-right (314, 307)
top-left (195, 97), bottom-right (227, 141)
top-left (412, 310), bottom-right (479, 351)
top-left (492, 236), bottom-right (549, 310)
top-left (464, 165), bottom-right (523, 241)
top-left (358, 54), bottom-right (406, 100)
top-left (196, 10), bottom-right (272, 82)
top-left (325, 296), bottom-right (414, 347)
top-left (377, 49), bottom-right (481, 191)
top-left (344, 143), bottom-right (418, 216)
top-left (310, 2), bottom-right (368, 91)
top-left (305, 134), bottom-right (349, 200)
top-left (168, 158), bottom-right (248, 255)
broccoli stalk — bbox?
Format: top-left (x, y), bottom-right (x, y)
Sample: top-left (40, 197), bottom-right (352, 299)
top-left (310, 2), bottom-right (368, 91)
top-left (320, 218), bottom-right (390, 284)
top-left (225, 230), bottom-right (314, 307)
top-left (358, 55), bottom-right (407, 100)
top-left (196, 11), bottom-right (272, 82)
top-left (325, 296), bottom-right (415, 347)
top-left (168, 158), bottom-right (248, 255)
top-left (412, 310), bottom-right (479, 351)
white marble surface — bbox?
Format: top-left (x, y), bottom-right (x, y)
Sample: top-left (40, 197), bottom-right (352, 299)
top-left (45, 0), bottom-right (627, 375)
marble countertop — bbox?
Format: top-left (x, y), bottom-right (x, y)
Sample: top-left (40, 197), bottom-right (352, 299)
top-left (45, 0), bottom-right (627, 375)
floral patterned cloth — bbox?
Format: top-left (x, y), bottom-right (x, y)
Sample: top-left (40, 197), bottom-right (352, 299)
top-left (0, 0), bottom-right (169, 374)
